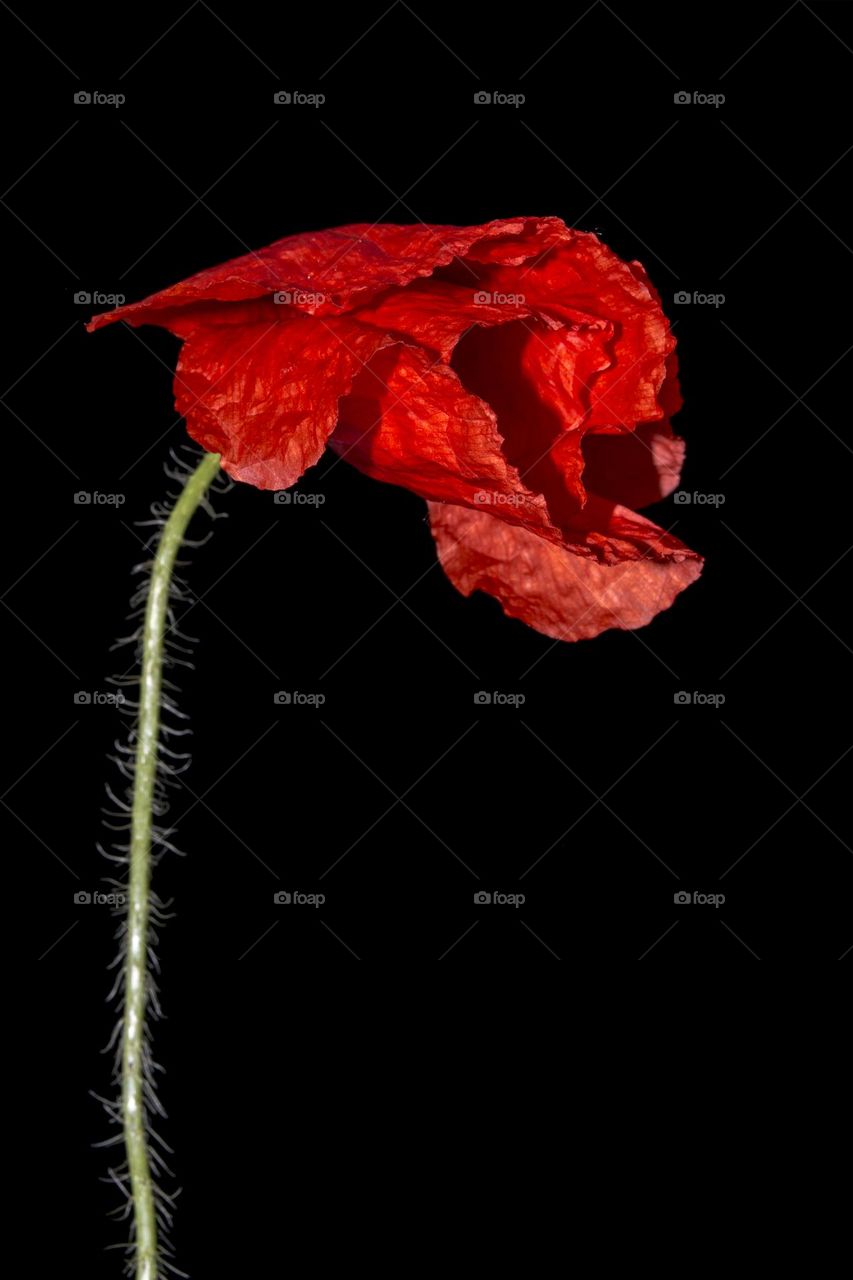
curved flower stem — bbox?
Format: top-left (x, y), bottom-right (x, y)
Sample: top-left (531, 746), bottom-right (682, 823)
top-left (124, 450), bottom-right (220, 1280)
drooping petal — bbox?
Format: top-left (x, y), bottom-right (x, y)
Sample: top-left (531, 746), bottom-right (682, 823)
top-left (428, 500), bottom-right (702, 642)
top-left (174, 314), bottom-right (394, 489)
top-left (447, 322), bottom-right (685, 526)
top-left (86, 217), bottom-right (574, 333)
top-left (472, 234), bottom-right (675, 430)
top-left (449, 319), bottom-right (613, 513)
top-left (330, 342), bottom-right (558, 539)
top-left (580, 421), bottom-right (686, 510)
top-left (85, 214), bottom-right (701, 640)
top-left (550, 351), bottom-right (685, 512)
top-left (553, 492), bottom-right (696, 563)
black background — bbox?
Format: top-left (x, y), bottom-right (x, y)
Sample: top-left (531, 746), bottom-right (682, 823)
top-left (5, 1), bottom-right (852, 1275)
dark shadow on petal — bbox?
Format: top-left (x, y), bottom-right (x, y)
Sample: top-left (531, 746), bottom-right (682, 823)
top-left (450, 320), bottom-right (585, 525)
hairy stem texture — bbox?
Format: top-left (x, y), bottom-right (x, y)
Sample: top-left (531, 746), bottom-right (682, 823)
top-left (123, 450), bottom-right (220, 1280)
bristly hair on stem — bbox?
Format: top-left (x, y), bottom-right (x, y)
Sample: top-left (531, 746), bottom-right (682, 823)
top-left (94, 447), bottom-right (227, 1279)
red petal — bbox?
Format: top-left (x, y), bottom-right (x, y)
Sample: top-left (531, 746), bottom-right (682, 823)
top-left (175, 314), bottom-right (394, 489)
top-left (351, 279), bottom-right (551, 361)
top-left (553, 351), bottom-right (685, 511)
top-left (84, 214), bottom-right (700, 638)
top-left (475, 234), bottom-right (675, 430)
top-left (581, 421), bottom-right (685, 510)
top-left (330, 342), bottom-right (557, 538)
top-left (429, 500), bottom-right (702, 642)
top-left (553, 492), bottom-right (695, 563)
top-left (449, 319), bottom-right (613, 511)
top-left (447, 323), bottom-right (683, 523)
top-left (86, 217), bottom-right (573, 334)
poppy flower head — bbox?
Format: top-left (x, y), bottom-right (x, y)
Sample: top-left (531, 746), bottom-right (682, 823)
top-left (90, 217), bottom-right (701, 641)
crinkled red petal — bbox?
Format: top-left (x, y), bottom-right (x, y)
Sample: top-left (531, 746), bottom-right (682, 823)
top-left (86, 216), bottom-right (701, 639)
top-left (329, 342), bottom-right (557, 540)
top-left (175, 313), bottom-right (395, 489)
top-left (86, 217), bottom-right (573, 333)
top-left (428, 500), bottom-right (702, 641)
top-left (470, 235), bottom-right (675, 430)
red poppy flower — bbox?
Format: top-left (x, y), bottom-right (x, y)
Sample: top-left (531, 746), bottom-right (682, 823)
top-left (89, 217), bottom-right (701, 641)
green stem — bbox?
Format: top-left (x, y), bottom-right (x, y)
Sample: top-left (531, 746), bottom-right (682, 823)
top-left (123, 450), bottom-right (220, 1280)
